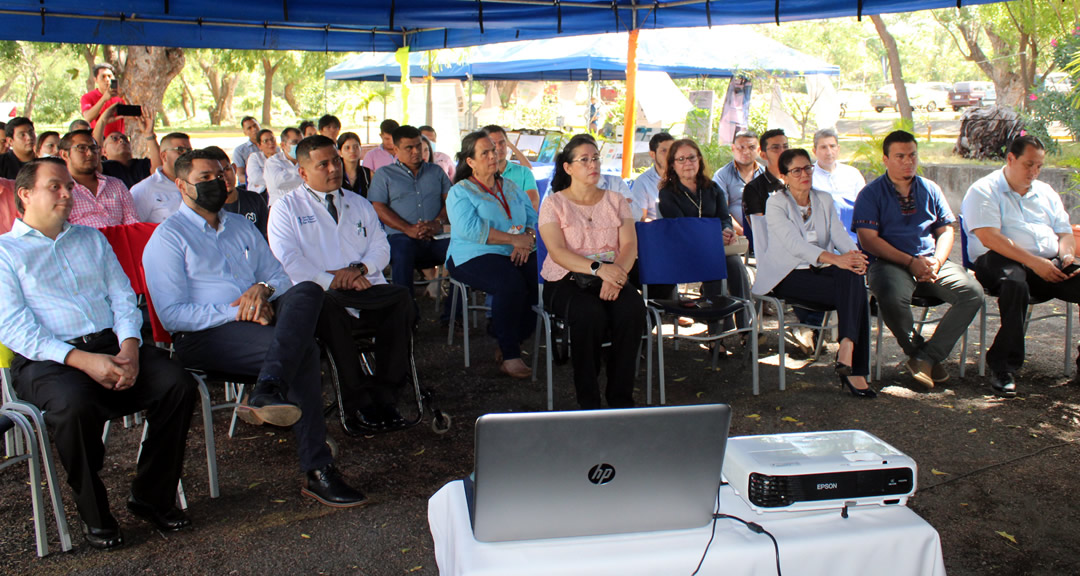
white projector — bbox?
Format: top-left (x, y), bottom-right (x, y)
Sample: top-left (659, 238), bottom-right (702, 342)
top-left (722, 430), bottom-right (917, 513)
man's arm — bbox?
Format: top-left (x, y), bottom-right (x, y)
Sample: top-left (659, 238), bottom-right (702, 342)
top-left (142, 227), bottom-right (244, 332)
top-left (81, 89), bottom-right (116, 123)
top-left (140, 109), bottom-right (162, 173)
top-left (972, 226), bottom-right (1072, 283)
top-left (92, 102), bottom-right (117, 144)
top-left (507, 139), bottom-right (532, 169)
top-left (354, 199), bottom-right (391, 277)
top-left (265, 198), bottom-right (334, 289)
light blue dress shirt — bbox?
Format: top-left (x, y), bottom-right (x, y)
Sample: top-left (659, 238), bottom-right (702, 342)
top-left (961, 167), bottom-right (1072, 262)
top-left (631, 165), bottom-right (662, 220)
top-left (143, 203), bottom-right (293, 333)
top-left (446, 176), bottom-right (538, 266)
top-left (712, 160), bottom-right (764, 228)
top-left (0, 220), bottom-right (142, 363)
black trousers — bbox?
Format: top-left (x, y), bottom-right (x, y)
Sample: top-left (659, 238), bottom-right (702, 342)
top-left (316, 284), bottom-right (415, 410)
top-left (973, 250), bottom-right (1080, 373)
top-left (544, 277), bottom-right (647, 410)
top-left (448, 252), bottom-right (538, 361)
top-left (12, 334), bottom-right (198, 529)
top-left (772, 266), bottom-right (871, 377)
top-left (173, 281), bottom-right (332, 473)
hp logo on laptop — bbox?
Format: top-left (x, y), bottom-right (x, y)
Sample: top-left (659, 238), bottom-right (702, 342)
top-left (588, 463), bottom-right (616, 485)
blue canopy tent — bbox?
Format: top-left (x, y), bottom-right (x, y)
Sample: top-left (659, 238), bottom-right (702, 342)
top-left (325, 26), bottom-right (840, 82)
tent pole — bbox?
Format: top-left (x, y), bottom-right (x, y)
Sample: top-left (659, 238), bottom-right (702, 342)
top-left (467, 73), bottom-right (475, 130)
top-left (621, 29), bottom-right (639, 179)
top-left (383, 75), bottom-right (388, 120)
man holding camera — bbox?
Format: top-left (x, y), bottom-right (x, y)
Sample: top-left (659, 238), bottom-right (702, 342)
top-left (81, 63), bottom-right (126, 139)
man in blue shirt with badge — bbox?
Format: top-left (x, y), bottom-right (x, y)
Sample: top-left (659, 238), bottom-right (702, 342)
top-left (143, 150), bottom-right (367, 508)
top-left (961, 135), bottom-right (1080, 396)
top-left (0, 158), bottom-right (198, 550)
top-left (854, 130), bottom-right (984, 391)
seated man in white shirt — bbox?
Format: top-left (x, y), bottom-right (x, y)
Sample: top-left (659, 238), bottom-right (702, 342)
top-left (264, 126), bottom-right (303, 206)
top-left (245, 128), bottom-right (277, 199)
top-left (268, 135), bottom-right (416, 435)
top-left (0, 158), bottom-right (197, 550)
top-left (144, 149), bottom-right (367, 508)
top-left (130, 132), bottom-right (191, 223)
top-left (961, 135), bottom-right (1080, 396)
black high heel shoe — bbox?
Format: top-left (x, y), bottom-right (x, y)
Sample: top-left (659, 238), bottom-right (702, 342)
top-left (839, 374), bottom-right (877, 398)
top-left (834, 361), bottom-right (853, 377)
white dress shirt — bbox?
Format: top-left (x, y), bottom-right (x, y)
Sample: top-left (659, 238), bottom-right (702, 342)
top-left (246, 150), bottom-right (268, 193)
top-left (130, 168), bottom-right (182, 223)
top-left (812, 162), bottom-right (866, 206)
top-left (264, 150), bottom-right (304, 207)
top-left (267, 185), bottom-right (390, 291)
top-left (961, 167), bottom-right (1072, 262)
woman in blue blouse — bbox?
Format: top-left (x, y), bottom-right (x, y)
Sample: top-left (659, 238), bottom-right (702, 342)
top-left (446, 131), bottom-right (539, 379)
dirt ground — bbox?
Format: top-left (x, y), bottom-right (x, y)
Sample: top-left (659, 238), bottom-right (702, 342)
top-left (3, 292), bottom-right (1080, 575)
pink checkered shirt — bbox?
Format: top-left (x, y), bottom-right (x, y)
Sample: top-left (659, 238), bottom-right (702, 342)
top-left (68, 173), bottom-right (139, 229)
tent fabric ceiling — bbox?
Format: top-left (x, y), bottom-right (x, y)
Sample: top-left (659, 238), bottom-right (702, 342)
top-left (0, 0), bottom-right (998, 52)
top-left (324, 26), bottom-right (841, 82)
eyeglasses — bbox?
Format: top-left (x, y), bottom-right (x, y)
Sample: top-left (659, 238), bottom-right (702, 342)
top-left (767, 143), bottom-right (790, 152)
top-left (786, 166), bottom-right (813, 177)
top-left (167, 146), bottom-right (193, 154)
top-left (72, 144), bottom-right (101, 154)
top-left (571, 155), bottom-right (602, 165)
top-left (673, 155), bottom-right (699, 164)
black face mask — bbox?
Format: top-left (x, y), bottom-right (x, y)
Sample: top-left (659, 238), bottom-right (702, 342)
top-left (189, 179), bottom-right (229, 213)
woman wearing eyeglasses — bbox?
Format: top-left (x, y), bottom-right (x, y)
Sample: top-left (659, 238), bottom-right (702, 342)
top-left (446, 131), bottom-right (538, 379)
top-left (752, 148), bottom-right (875, 398)
top-left (538, 134), bottom-right (646, 409)
top-left (657, 138), bottom-right (751, 352)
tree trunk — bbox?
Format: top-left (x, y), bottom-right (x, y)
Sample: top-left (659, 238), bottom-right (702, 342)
top-left (284, 82), bottom-right (302, 116)
top-left (123, 46), bottom-right (185, 157)
top-left (0, 75), bottom-right (16, 102)
top-left (871, 15), bottom-right (913, 124)
top-left (495, 80), bottom-right (518, 107)
top-left (179, 74), bottom-right (196, 119)
top-left (23, 74), bottom-right (42, 118)
top-left (262, 57), bottom-right (279, 127)
top-left (950, 21), bottom-right (1026, 110)
top-left (82, 45), bottom-right (98, 92)
top-left (199, 61), bottom-right (239, 126)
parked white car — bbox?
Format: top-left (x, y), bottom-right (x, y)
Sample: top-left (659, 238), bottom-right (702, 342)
top-left (909, 82), bottom-right (951, 112)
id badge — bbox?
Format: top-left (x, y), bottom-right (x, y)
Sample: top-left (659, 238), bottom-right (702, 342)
top-left (806, 230), bottom-right (819, 244)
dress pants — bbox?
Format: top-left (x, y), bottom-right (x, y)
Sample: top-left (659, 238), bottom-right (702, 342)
top-left (448, 252), bottom-right (538, 361)
top-left (772, 266), bottom-right (871, 376)
top-left (316, 284), bottom-right (415, 411)
top-left (12, 334), bottom-right (198, 529)
top-left (388, 234), bottom-right (450, 317)
top-left (973, 250), bottom-right (1080, 374)
top-left (544, 277), bottom-right (647, 410)
top-left (173, 281), bottom-right (332, 473)
top-left (869, 259), bottom-right (984, 364)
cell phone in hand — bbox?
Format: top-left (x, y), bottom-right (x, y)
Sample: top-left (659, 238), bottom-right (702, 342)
top-left (115, 104), bottom-right (142, 117)
top-left (1062, 262), bottom-right (1080, 275)
top-left (110, 79), bottom-right (118, 91)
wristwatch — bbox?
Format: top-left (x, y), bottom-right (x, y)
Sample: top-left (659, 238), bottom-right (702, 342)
top-left (590, 260), bottom-right (602, 275)
top-left (350, 263), bottom-right (369, 276)
top-left (256, 281), bottom-right (275, 299)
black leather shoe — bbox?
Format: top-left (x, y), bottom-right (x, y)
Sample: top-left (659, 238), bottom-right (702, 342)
top-left (239, 381), bottom-right (302, 427)
top-left (342, 405), bottom-right (387, 436)
top-left (127, 495), bottom-right (192, 532)
top-left (82, 521), bottom-right (124, 550)
top-left (301, 464), bottom-right (368, 508)
top-left (991, 371), bottom-right (1018, 398)
top-left (378, 404), bottom-right (407, 429)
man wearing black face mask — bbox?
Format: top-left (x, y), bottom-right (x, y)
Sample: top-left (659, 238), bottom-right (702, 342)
top-left (143, 149), bottom-right (368, 508)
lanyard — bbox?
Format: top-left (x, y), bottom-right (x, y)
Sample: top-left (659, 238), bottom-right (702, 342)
top-left (471, 176), bottom-right (511, 220)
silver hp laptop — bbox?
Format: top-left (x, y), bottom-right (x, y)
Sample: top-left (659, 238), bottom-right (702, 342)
top-left (465, 404), bottom-right (732, 542)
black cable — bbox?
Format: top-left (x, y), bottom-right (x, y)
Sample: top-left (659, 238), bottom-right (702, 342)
top-left (690, 515), bottom-right (719, 575)
top-left (692, 481), bottom-right (782, 575)
top-left (921, 440), bottom-right (1075, 492)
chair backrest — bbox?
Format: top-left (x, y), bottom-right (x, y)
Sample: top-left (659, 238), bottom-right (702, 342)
top-left (958, 214), bottom-right (973, 270)
top-left (636, 218), bottom-right (728, 285)
top-left (100, 223), bottom-right (172, 345)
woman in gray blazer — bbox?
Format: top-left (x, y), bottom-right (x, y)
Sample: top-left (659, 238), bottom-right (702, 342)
top-left (751, 149), bottom-right (875, 398)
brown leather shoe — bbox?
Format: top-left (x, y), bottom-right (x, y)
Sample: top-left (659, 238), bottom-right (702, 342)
top-left (906, 357), bottom-right (935, 390)
top-left (931, 363), bottom-right (949, 383)
top-left (500, 358), bottom-right (532, 379)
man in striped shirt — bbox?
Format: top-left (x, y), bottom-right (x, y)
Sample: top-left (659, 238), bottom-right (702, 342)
top-left (60, 130), bottom-right (138, 228)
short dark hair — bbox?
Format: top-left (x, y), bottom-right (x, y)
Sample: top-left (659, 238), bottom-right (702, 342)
top-left (296, 135), bottom-right (337, 164)
top-left (759, 129), bottom-right (786, 152)
top-left (318, 115), bottom-right (341, 131)
top-left (58, 129), bottom-right (94, 151)
top-left (380, 119), bottom-right (400, 135)
top-left (882, 130), bottom-right (917, 156)
top-left (68, 119), bottom-right (89, 132)
top-left (280, 127), bottom-right (301, 141)
top-left (1008, 135), bottom-right (1045, 158)
top-left (298, 120), bottom-right (315, 134)
top-left (240, 116), bottom-right (257, 128)
top-left (202, 145), bottom-right (230, 164)
top-left (92, 63), bottom-right (114, 79)
top-left (733, 130), bottom-right (758, 143)
top-left (648, 132), bottom-right (674, 153)
top-left (392, 125), bottom-right (422, 147)
top-left (256, 128), bottom-right (274, 143)
top-left (418, 125), bottom-right (436, 134)
top-left (160, 132), bottom-right (190, 148)
top-left (778, 148), bottom-right (813, 175)
top-left (14, 157), bottom-right (67, 212)
top-left (5, 117), bottom-right (33, 138)
top-left (174, 149), bottom-right (222, 182)
top-left (481, 124), bottom-right (507, 138)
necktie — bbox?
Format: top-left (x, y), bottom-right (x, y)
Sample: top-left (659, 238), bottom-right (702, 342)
top-left (326, 193), bottom-right (339, 224)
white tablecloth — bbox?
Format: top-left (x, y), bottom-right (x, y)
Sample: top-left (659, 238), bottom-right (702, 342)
top-left (428, 480), bottom-right (946, 576)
